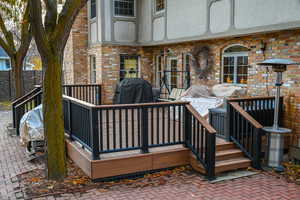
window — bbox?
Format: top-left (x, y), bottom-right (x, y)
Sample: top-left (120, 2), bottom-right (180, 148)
top-left (169, 59), bottom-right (178, 90)
top-left (184, 54), bottom-right (191, 89)
top-left (120, 55), bottom-right (139, 81)
top-left (5, 59), bottom-right (10, 70)
top-left (114, 0), bottom-right (135, 17)
top-left (223, 45), bottom-right (249, 84)
top-left (155, 55), bottom-right (164, 87)
top-left (90, 0), bottom-right (96, 19)
top-left (155, 0), bottom-right (165, 13)
top-left (90, 55), bottom-right (96, 83)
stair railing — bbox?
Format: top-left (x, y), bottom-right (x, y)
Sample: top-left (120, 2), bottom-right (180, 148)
top-left (12, 86), bottom-right (42, 129)
top-left (185, 104), bottom-right (216, 179)
top-left (228, 102), bottom-right (263, 169)
top-left (14, 90), bottom-right (43, 135)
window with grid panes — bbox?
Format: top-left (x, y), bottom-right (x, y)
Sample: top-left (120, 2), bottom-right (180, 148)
top-left (223, 45), bottom-right (249, 84)
top-left (90, 55), bottom-right (97, 83)
top-left (120, 55), bottom-right (139, 81)
top-left (114, 0), bottom-right (135, 17)
top-left (155, 0), bottom-right (165, 13)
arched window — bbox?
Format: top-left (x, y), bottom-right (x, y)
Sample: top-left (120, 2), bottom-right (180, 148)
top-left (222, 45), bottom-right (249, 84)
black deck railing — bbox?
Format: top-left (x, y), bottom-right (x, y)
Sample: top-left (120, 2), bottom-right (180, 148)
top-left (209, 96), bottom-right (284, 169)
top-left (12, 84), bottom-right (102, 135)
top-left (12, 86), bottom-right (42, 129)
top-left (63, 96), bottom-right (217, 179)
top-left (62, 84), bottom-right (101, 105)
top-left (227, 96), bottom-right (283, 127)
top-left (185, 105), bottom-right (216, 179)
top-left (228, 102), bottom-right (263, 168)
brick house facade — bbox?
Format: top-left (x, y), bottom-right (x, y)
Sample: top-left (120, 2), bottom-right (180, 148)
top-left (63, 2), bottom-right (300, 140)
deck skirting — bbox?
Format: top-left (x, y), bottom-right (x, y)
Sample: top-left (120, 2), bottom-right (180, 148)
top-left (66, 139), bottom-right (191, 180)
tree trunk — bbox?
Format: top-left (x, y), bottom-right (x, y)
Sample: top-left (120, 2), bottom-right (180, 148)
top-left (11, 59), bottom-right (24, 99)
top-left (43, 51), bottom-right (67, 180)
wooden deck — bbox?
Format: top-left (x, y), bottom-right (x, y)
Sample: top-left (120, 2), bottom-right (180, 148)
top-left (66, 136), bottom-right (251, 180)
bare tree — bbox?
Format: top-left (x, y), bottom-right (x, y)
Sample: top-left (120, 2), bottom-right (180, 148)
top-left (28, 0), bottom-right (87, 180)
top-left (0, 0), bottom-right (32, 98)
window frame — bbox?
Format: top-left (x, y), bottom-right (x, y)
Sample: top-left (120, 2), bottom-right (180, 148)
top-left (119, 54), bottom-right (140, 81)
top-left (90, 0), bottom-right (97, 19)
top-left (222, 51), bottom-right (249, 85)
top-left (154, 0), bottom-right (165, 15)
top-left (90, 55), bottom-right (97, 83)
top-left (113, 0), bottom-right (136, 18)
top-left (155, 55), bottom-right (164, 88)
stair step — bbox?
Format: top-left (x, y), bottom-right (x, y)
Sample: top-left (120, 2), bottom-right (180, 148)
top-left (215, 158), bottom-right (251, 174)
top-left (216, 142), bottom-right (236, 151)
top-left (216, 149), bottom-right (244, 161)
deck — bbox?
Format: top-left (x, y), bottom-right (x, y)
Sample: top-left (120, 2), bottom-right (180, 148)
top-left (12, 85), bottom-right (280, 180)
top-left (67, 136), bottom-right (251, 180)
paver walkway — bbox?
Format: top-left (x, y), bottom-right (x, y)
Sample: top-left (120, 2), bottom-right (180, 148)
top-left (0, 110), bottom-right (300, 200)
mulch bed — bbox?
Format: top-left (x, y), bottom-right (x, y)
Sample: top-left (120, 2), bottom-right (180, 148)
top-left (17, 159), bottom-right (194, 199)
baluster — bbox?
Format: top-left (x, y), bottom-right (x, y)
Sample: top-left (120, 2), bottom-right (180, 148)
top-left (173, 105), bottom-right (176, 143)
top-left (106, 109), bottom-right (110, 151)
top-left (151, 107), bottom-right (154, 146)
top-left (167, 105), bottom-right (170, 144)
top-left (141, 106), bottom-right (149, 153)
top-left (184, 106), bottom-right (191, 148)
top-left (113, 108), bottom-right (116, 150)
top-left (156, 107), bottom-right (160, 145)
top-left (178, 105), bottom-right (182, 141)
top-left (99, 109), bottom-right (103, 152)
top-left (119, 109), bottom-right (122, 149)
top-left (138, 108), bottom-right (141, 146)
top-left (131, 108), bottom-right (135, 147)
top-left (125, 108), bottom-right (129, 148)
top-left (162, 106), bottom-right (165, 144)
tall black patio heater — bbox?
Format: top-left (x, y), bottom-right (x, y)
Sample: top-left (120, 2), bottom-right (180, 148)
top-left (257, 59), bottom-right (298, 170)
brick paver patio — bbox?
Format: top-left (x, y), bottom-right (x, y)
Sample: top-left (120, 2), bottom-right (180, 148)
top-left (0, 110), bottom-right (300, 200)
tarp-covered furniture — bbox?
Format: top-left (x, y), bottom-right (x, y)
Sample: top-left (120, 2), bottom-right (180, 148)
top-left (113, 78), bottom-right (154, 104)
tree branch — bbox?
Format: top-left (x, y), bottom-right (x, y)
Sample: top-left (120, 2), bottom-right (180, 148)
top-left (54, 0), bottom-right (87, 51)
top-left (28, 0), bottom-right (50, 57)
top-left (43, 0), bottom-right (58, 34)
top-left (0, 12), bottom-right (16, 52)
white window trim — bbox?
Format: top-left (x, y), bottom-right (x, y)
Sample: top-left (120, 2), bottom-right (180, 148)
top-left (113, 0), bottom-right (136, 18)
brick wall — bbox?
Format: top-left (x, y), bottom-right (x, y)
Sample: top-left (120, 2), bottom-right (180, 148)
top-left (63, 5), bottom-right (88, 84)
top-left (63, 6), bottom-right (300, 138)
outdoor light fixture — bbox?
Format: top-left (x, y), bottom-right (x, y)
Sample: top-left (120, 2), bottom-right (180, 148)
top-left (257, 58), bottom-right (298, 171)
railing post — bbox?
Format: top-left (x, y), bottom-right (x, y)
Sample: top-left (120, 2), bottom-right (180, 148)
top-left (225, 101), bottom-right (232, 141)
top-left (184, 106), bottom-right (191, 148)
top-left (205, 133), bottom-right (216, 180)
top-left (141, 106), bottom-right (149, 153)
top-left (68, 99), bottom-right (73, 141)
top-left (67, 86), bottom-right (72, 97)
top-left (253, 128), bottom-right (262, 169)
top-left (90, 107), bottom-right (100, 160)
top-left (97, 85), bottom-right (101, 105)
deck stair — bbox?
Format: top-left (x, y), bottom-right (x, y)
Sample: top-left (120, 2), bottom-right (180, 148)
top-left (191, 140), bottom-right (251, 175)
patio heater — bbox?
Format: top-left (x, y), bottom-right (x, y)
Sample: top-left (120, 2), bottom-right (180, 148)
top-left (257, 59), bottom-right (298, 171)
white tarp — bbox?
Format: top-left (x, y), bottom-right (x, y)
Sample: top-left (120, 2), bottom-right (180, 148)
top-left (20, 105), bottom-right (44, 146)
top-left (179, 84), bottom-right (247, 117)
top-left (181, 96), bottom-right (223, 117)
